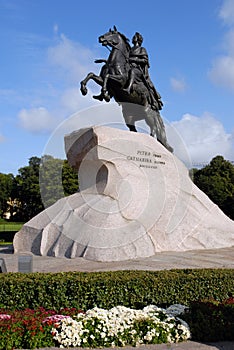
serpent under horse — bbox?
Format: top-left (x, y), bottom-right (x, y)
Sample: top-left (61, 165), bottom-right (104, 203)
top-left (80, 26), bottom-right (173, 152)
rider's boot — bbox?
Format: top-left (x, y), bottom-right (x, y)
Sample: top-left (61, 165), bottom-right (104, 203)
top-left (102, 89), bottom-right (111, 102)
top-left (103, 94), bottom-right (110, 102)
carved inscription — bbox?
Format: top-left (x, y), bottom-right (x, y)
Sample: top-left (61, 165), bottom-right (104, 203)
top-left (126, 150), bottom-right (165, 169)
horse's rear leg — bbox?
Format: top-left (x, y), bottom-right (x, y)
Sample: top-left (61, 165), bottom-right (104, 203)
top-left (124, 114), bottom-right (137, 133)
top-left (126, 124), bottom-right (137, 132)
top-left (144, 109), bottom-right (157, 137)
top-left (146, 109), bottom-right (173, 152)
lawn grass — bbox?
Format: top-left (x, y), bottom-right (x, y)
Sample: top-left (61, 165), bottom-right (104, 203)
top-left (0, 222), bottom-right (24, 232)
top-left (0, 220), bottom-right (24, 243)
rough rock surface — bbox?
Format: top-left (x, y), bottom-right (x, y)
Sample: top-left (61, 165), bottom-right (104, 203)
top-left (13, 126), bottom-right (234, 261)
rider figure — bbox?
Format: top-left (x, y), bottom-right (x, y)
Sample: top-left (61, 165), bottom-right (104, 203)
top-left (92, 32), bottom-right (163, 109)
top-left (123, 32), bottom-right (163, 111)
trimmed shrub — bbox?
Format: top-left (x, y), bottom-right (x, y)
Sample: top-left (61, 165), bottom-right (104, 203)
top-left (182, 297), bottom-right (234, 341)
top-left (0, 269), bottom-right (233, 311)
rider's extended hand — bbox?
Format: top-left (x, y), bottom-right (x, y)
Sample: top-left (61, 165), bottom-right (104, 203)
top-left (94, 59), bottom-right (107, 64)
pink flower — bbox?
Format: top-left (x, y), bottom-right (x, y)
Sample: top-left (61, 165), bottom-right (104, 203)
top-left (0, 314), bottom-right (11, 320)
top-left (42, 315), bottom-right (71, 324)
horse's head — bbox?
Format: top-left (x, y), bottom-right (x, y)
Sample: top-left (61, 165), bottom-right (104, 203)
top-left (99, 26), bottom-right (130, 51)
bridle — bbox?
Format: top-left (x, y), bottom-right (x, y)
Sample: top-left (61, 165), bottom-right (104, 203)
top-left (103, 32), bottom-right (130, 62)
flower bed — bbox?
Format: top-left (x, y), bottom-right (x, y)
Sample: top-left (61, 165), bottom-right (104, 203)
top-left (0, 305), bottom-right (190, 349)
top-left (1, 297), bottom-right (233, 349)
top-left (0, 307), bottom-right (80, 349)
top-left (51, 305), bottom-right (190, 348)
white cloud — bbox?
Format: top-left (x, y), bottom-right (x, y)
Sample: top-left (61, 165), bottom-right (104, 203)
top-left (169, 112), bottom-right (234, 166)
top-left (60, 87), bottom-right (99, 113)
top-left (60, 87), bottom-right (81, 112)
top-left (17, 33), bottom-right (102, 133)
top-left (18, 107), bottom-right (58, 133)
top-left (223, 29), bottom-right (234, 54)
top-left (209, 55), bottom-right (234, 90)
top-left (47, 33), bottom-right (97, 83)
top-left (170, 77), bottom-right (186, 92)
top-left (219, 0), bottom-right (234, 25)
top-left (209, 1), bottom-right (234, 91)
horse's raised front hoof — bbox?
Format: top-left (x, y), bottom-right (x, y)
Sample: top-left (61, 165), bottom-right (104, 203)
top-left (80, 82), bottom-right (88, 96)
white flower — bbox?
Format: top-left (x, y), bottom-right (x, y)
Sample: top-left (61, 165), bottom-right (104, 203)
top-left (52, 304), bottom-right (190, 347)
top-left (166, 304), bottom-right (188, 317)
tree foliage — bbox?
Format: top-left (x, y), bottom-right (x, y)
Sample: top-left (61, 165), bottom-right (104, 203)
top-left (193, 155), bottom-right (234, 220)
top-left (62, 160), bottom-right (79, 196)
top-left (0, 173), bottom-right (14, 218)
top-left (12, 156), bottom-right (44, 221)
top-left (39, 156), bottom-right (78, 208)
top-left (1, 156), bottom-right (78, 221)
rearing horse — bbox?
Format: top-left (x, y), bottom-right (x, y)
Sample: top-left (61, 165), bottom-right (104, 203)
top-left (80, 27), bottom-right (173, 152)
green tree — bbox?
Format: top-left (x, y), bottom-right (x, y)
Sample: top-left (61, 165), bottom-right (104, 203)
top-left (193, 155), bottom-right (234, 220)
top-left (189, 168), bottom-right (199, 181)
top-left (39, 155), bottom-right (78, 208)
top-left (62, 160), bottom-right (79, 196)
top-left (6, 155), bottom-right (78, 221)
top-left (13, 156), bottom-right (43, 221)
top-left (0, 173), bottom-right (14, 218)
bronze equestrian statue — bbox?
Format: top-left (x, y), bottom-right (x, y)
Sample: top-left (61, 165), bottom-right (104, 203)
top-left (80, 26), bottom-right (173, 152)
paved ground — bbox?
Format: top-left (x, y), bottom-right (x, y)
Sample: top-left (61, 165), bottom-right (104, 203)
top-left (0, 245), bottom-right (234, 272)
top-left (14, 341), bottom-right (234, 350)
top-left (2, 245), bottom-right (234, 349)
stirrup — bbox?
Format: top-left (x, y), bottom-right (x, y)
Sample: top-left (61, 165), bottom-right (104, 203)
top-left (123, 88), bottom-right (130, 94)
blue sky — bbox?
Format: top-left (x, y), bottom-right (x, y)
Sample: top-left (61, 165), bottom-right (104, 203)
top-left (1, 0), bottom-right (234, 174)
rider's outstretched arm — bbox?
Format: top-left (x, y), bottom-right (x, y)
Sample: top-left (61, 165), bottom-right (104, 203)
top-left (94, 59), bottom-right (107, 64)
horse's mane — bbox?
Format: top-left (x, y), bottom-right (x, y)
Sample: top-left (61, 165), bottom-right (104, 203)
top-left (118, 32), bottom-right (131, 51)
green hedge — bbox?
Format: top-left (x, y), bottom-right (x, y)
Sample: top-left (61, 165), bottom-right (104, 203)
top-left (0, 269), bottom-right (233, 311)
